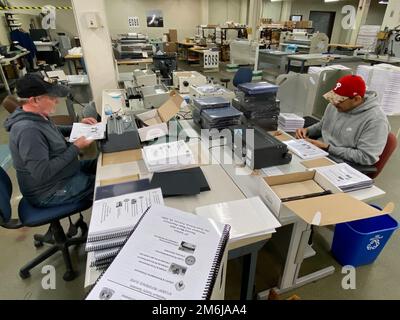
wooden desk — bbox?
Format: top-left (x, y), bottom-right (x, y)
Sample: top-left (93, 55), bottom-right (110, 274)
top-left (176, 42), bottom-right (195, 62)
top-left (64, 54), bottom-right (84, 75)
top-left (328, 43), bottom-right (363, 52)
top-left (361, 54), bottom-right (400, 66)
top-left (116, 58), bottom-right (153, 65)
top-left (0, 50), bottom-right (30, 95)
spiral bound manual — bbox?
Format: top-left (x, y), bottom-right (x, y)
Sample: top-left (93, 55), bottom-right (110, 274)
top-left (201, 224), bottom-right (231, 300)
top-left (86, 204), bottom-right (230, 300)
top-left (86, 187), bottom-right (164, 251)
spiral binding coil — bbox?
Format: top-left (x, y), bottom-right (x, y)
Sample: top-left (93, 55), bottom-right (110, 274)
top-left (85, 207), bottom-right (151, 299)
top-left (87, 228), bottom-right (132, 243)
top-left (86, 237), bottom-right (127, 252)
top-left (94, 247), bottom-right (120, 261)
top-left (201, 224), bottom-right (231, 300)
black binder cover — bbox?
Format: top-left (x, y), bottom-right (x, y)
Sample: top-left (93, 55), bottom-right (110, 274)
top-left (150, 167), bottom-right (210, 197)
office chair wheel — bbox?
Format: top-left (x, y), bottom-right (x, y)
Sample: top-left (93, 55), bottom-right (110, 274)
top-left (63, 270), bottom-right (77, 281)
top-left (19, 270), bottom-right (31, 279)
top-left (34, 240), bottom-right (44, 248)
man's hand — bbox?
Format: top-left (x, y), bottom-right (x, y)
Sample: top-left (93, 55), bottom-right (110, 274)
top-left (73, 136), bottom-right (94, 149)
top-left (81, 117), bottom-right (97, 125)
top-left (306, 138), bottom-right (329, 150)
top-left (296, 128), bottom-right (308, 139)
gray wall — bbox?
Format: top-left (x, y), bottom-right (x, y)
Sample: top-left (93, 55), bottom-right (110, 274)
top-left (290, 0), bottom-right (359, 43)
top-left (105, 0), bottom-right (202, 41)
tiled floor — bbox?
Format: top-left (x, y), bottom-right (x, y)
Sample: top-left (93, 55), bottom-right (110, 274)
top-left (1, 63), bottom-right (399, 300)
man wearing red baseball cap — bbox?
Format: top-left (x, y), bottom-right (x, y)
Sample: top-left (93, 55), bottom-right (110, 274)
top-left (296, 74), bottom-right (389, 165)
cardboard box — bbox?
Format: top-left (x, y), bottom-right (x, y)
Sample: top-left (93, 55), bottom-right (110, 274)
top-left (169, 29), bottom-right (178, 43)
top-left (165, 42), bottom-right (177, 53)
top-left (258, 171), bottom-right (392, 226)
top-left (136, 92), bottom-right (182, 142)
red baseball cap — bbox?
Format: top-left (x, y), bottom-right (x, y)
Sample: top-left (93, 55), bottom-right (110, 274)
top-left (323, 75), bottom-right (366, 104)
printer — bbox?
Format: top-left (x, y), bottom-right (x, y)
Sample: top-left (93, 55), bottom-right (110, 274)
top-left (141, 84), bottom-right (170, 109)
top-left (100, 113), bottom-right (141, 153)
top-left (279, 31), bottom-right (329, 54)
top-left (228, 125), bottom-right (292, 169)
top-left (232, 81), bottom-right (280, 131)
top-left (192, 96), bottom-right (242, 130)
top-left (133, 69), bottom-right (157, 87)
top-left (172, 71), bottom-right (207, 93)
top-left (189, 84), bottom-right (236, 101)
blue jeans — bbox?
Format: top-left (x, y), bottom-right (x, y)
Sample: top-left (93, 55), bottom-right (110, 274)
top-left (38, 159), bottom-right (97, 208)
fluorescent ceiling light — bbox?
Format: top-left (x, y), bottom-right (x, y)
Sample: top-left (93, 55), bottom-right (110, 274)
top-left (379, 0), bottom-right (388, 4)
top-left (324, 0), bottom-right (339, 2)
top-left (270, 0), bottom-right (282, 2)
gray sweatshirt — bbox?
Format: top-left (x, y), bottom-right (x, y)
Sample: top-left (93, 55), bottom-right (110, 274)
top-left (4, 108), bottom-right (80, 204)
top-left (307, 91), bottom-right (389, 165)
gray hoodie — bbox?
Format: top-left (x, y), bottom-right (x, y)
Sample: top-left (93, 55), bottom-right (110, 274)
top-left (307, 91), bottom-right (389, 166)
top-left (4, 108), bottom-right (80, 204)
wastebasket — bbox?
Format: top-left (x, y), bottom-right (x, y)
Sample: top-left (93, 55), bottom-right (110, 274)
top-left (331, 209), bottom-right (398, 267)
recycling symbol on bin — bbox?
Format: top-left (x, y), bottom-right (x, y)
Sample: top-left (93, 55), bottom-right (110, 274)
top-left (367, 235), bottom-right (383, 251)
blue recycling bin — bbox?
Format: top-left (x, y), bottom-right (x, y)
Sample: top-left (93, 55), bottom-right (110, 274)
top-left (332, 210), bottom-right (398, 267)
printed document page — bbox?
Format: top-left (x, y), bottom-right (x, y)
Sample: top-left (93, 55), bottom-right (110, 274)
top-left (285, 139), bottom-right (329, 160)
top-left (69, 122), bottom-right (106, 142)
top-left (315, 163), bottom-right (373, 191)
top-left (87, 188), bottom-right (164, 242)
top-left (86, 204), bottom-right (228, 300)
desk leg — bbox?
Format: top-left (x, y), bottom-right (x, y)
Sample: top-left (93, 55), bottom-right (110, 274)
top-left (67, 60), bottom-right (73, 75)
top-left (0, 65), bottom-right (11, 95)
top-left (286, 59), bottom-right (291, 73)
top-left (300, 61), bottom-right (306, 73)
top-left (257, 219), bottom-right (335, 298)
top-left (241, 252), bottom-right (258, 300)
top-left (228, 240), bottom-right (267, 300)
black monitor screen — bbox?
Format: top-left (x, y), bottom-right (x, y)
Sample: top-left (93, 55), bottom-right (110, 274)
top-left (30, 29), bottom-right (48, 41)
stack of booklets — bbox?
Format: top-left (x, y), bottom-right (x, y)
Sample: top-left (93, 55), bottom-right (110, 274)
top-left (284, 139), bottom-right (329, 160)
top-left (314, 163), bottom-right (373, 192)
top-left (142, 140), bottom-right (195, 172)
top-left (278, 113), bottom-right (305, 132)
top-left (86, 180), bottom-right (164, 269)
top-left (195, 197), bottom-right (281, 243)
top-left (86, 204), bottom-right (230, 300)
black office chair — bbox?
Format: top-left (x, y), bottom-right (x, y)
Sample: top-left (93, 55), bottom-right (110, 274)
top-left (0, 167), bottom-right (91, 281)
top-left (232, 67), bottom-right (253, 88)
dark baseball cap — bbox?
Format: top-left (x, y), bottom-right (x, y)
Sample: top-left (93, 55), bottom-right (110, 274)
top-left (16, 73), bottom-right (70, 98)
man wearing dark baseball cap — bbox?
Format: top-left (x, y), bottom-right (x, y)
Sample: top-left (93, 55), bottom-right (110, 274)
top-left (296, 74), bottom-right (389, 165)
top-left (4, 73), bottom-right (98, 207)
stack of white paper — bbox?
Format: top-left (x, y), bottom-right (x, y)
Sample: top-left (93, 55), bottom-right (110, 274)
top-left (142, 140), bottom-right (195, 172)
top-left (284, 139), bottom-right (329, 160)
top-left (359, 64), bottom-right (400, 115)
top-left (315, 163), bottom-right (373, 192)
top-left (195, 197), bottom-right (281, 243)
top-left (69, 122), bottom-right (106, 142)
top-left (308, 65), bottom-right (350, 74)
top-left (278, 113), bottom-right (305, 132)
top-left (356, 65), bottom-right (373, 85)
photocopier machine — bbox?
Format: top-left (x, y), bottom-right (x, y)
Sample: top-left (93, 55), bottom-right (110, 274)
top-left (124, 72), bottom-right (169, 110)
